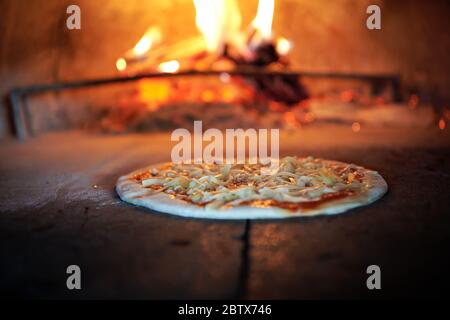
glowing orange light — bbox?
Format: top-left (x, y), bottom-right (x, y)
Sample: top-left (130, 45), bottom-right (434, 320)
top-left (438, 118), bottom-right (446, 130)
top-left (132, 27), bottom-right (162, 57)
top-left (116, 58), bottom-right (127, 71)
top-left (352, 122), bottom-right (361, 132)
top-left (133, 38), bottom-right (152, 56)
top-left (194, 0), bottom-right (242, 53)
top-left (201, 90), bottom-right (215, 103)
top-left (276, 37), bottom-right (292, 55)
top-left (284, 111), bottom-right (299, 127)
top-left (157, 60), bottom-right (180, 73)
top-left (138, 79), bottom-right (171, 105)
top-left (222, 87), bottom-right (234, 102)
top-left (252, 0), bottom-right (275, 40)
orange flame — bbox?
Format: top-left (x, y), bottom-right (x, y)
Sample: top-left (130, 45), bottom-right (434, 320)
top-left (252, 0), bottom-right (275, 41)
top-left (193, 0), bottom-right (242, 53)
top-left (132, 26), bottom-right (162, 57)
top-left (116, 27), bottom-right (162, 71)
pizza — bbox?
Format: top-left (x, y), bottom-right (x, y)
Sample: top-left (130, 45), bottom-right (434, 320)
top-left (116, 156), bottom-right (387, 219)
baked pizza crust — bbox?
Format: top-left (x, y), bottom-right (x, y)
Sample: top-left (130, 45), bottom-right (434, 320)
top-left (116, 160), bottom-right (388, 220)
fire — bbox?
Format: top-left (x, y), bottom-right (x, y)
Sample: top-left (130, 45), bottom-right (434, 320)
top-left (116, 26), bottom-right (162, 71)
top-left (193, 0), bottom-right (242, 54)
top-left (132, 27), bottom-right (162, 57)
top-left (157, 60), bottom-right (180, 73)
top-left (438, 118), bottom-right (446, 130)
top-left (252, 0), bottom-right (275, 41)
top-left (117, 0), bottom-right (281, 72)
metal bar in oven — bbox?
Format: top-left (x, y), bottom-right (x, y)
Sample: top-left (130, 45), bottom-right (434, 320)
top-left (8, 69), bottom-right (401, 141)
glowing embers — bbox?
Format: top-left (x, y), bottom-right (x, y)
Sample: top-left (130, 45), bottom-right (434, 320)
top-left (136, 76), bottom-right (254, 107)
top-left (438, 118), bottom-right (446, 130)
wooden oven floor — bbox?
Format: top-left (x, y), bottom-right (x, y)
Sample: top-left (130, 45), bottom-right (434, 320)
top-left (1, 126), bottom-right (450, 299)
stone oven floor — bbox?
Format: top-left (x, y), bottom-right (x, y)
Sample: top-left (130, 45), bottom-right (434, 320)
top-left (1, 125), bottom-right (450, 299)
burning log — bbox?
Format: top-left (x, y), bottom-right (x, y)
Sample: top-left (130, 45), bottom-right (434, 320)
top-left (116, 0), bottom-right (308, 105)
top-left (118, 36), bottom-right (208, 73)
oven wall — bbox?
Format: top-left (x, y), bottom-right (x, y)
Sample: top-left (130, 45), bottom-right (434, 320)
top-left (1, 0), bottom-right (449, 138)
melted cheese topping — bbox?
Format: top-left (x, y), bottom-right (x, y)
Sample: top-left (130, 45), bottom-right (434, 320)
top-left (134, 156), bottom-right (367, 210)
